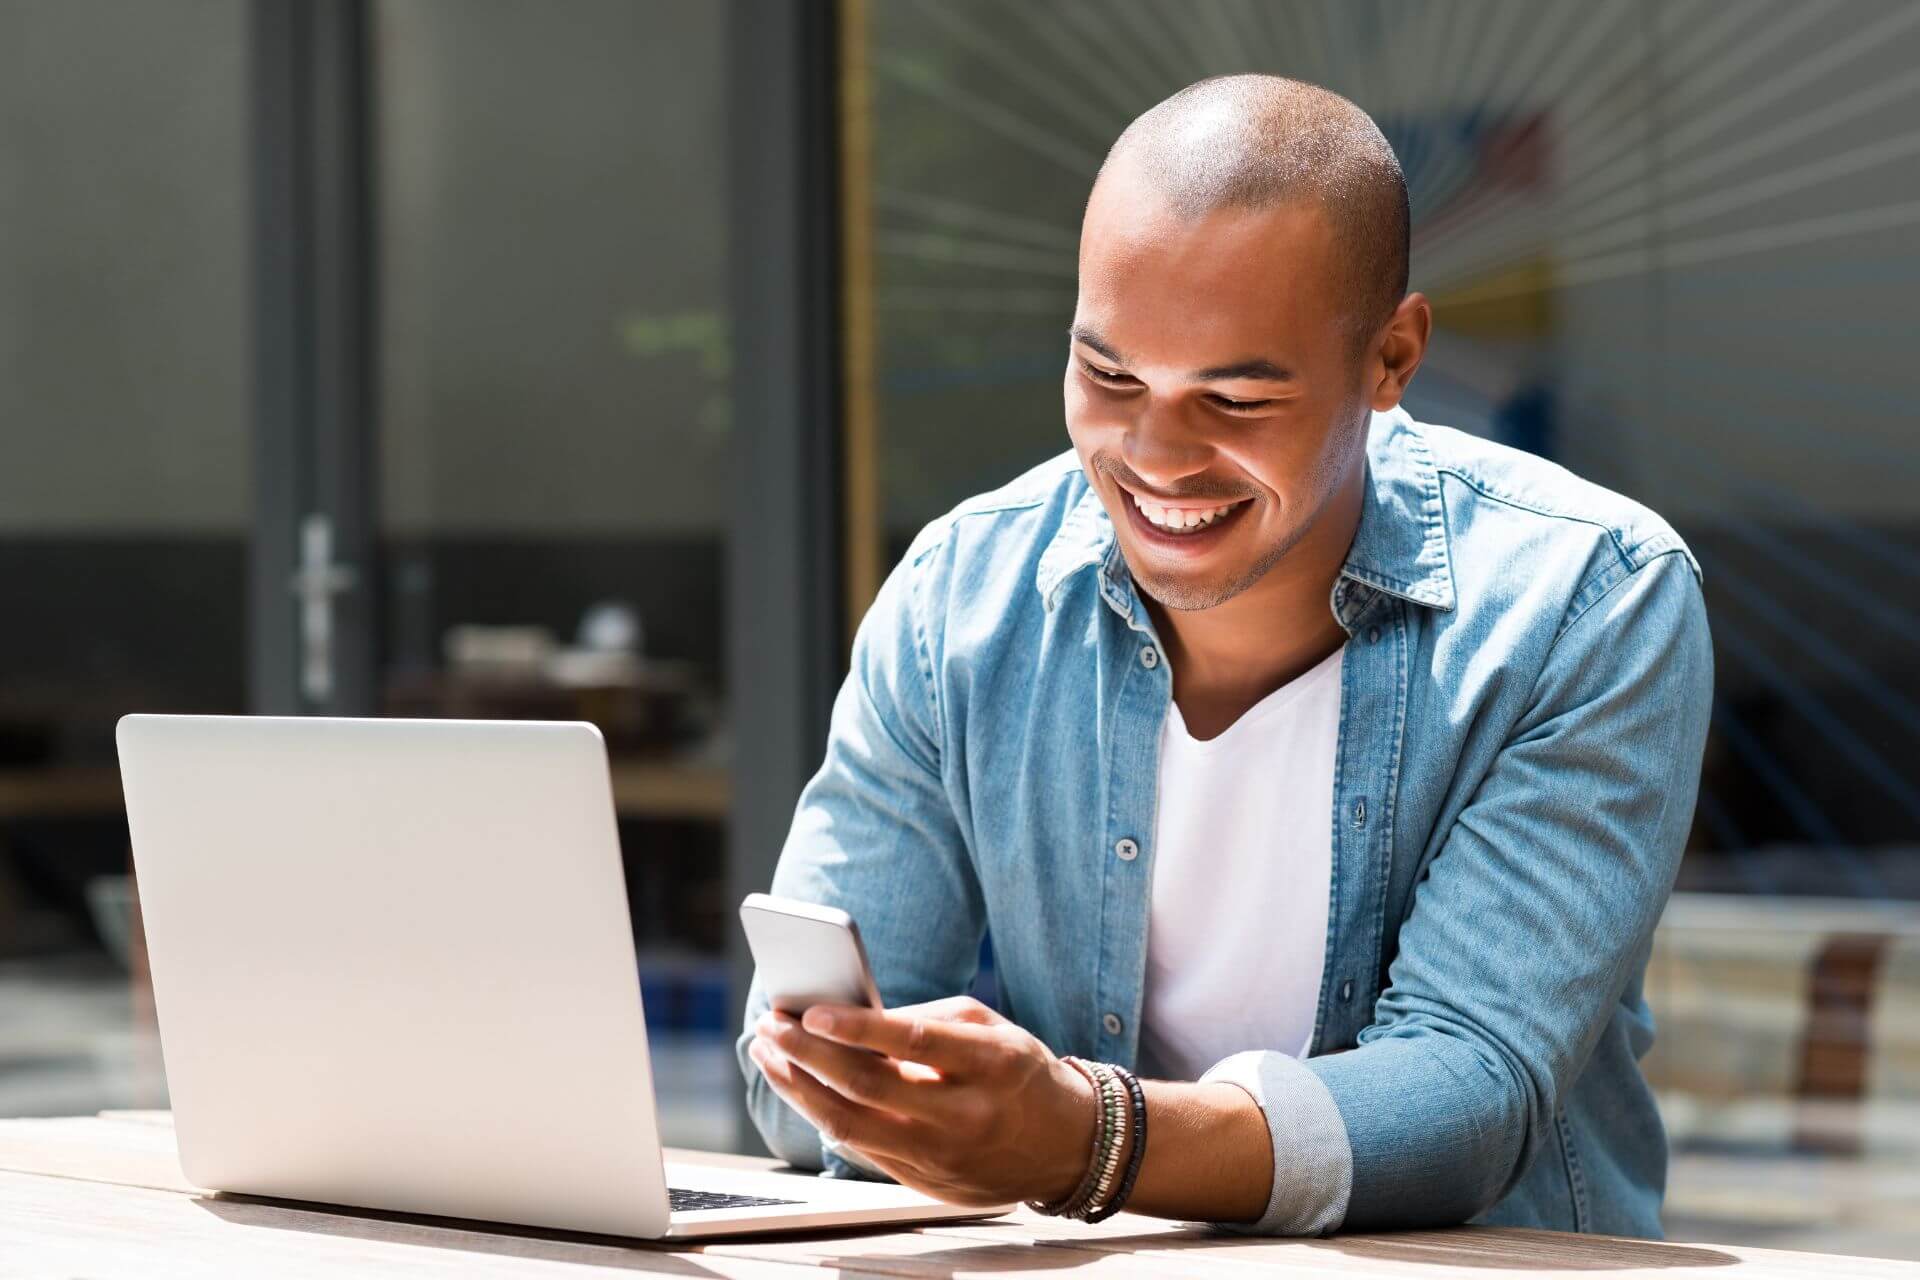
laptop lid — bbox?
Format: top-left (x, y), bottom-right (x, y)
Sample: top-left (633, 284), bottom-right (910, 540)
top-left (118, 714), bottom-right (674, 1238)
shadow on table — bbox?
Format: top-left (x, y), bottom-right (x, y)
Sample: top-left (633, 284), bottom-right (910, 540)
top-left (817, 1226), bottom-right (1741, 1275)
top-left (1305, 1228), bottom-right (1740, 1271)
top-left (190, 1190), bottom-right (996, 1271)
top-left (817, 1228), bottom-right (1751, 1274)
top-left (191, 1192), bottom-right (1740, 1276)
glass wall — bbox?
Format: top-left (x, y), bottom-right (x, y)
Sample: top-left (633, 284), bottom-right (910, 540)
top-left (855, 0), bottom-right (1920, 1258)
top-left (370, 0), bottom-right (735, 1147)
top-left (0, 0), bottom-right (248, 1117)
top-left (0, 0), bottom-right (736, 1148)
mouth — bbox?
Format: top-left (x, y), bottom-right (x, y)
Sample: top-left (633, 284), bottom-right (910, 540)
top-left (1119, 487), bottom-right (1254, 554)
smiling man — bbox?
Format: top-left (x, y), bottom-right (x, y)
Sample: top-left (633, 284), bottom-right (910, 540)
top-left (738, 75), bottom-right (1712, 1237)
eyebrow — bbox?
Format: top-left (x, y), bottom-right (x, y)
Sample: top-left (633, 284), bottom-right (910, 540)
top-left (1069, 325), bottom-right (1295, 384)
top-left (1069, 325), bottom-right (1126, 365)
top-left (1193, 356), bottom-right (1294, 383)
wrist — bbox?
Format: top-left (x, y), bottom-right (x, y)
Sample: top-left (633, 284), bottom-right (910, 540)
top-left (1037, 1056), bottom-right (1099, 1205)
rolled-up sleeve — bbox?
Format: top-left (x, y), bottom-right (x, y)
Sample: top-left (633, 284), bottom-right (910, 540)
top-left (1198, 1050), bottom-right (1352, 1234)
top-left (735, 538), bottom-right (986, 1179)
top-left (1197, 549), bottom-right (1712, 1235)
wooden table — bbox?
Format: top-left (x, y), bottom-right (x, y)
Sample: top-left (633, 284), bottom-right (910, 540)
top-left (3, 1112), bottom-right (1915, 1276)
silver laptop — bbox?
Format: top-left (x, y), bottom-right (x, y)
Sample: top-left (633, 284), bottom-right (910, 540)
top-left (117, 714), bottom-right (1006, 1238)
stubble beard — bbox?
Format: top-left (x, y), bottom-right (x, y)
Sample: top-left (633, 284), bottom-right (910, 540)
top-left (1128, 512), bottom-right (1308, 613)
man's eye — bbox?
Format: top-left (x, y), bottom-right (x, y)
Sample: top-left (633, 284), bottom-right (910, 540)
top-left (1207, 393), bottom-right (1275, 412)
top-left (1079, 360), bottom-right (1134, 386)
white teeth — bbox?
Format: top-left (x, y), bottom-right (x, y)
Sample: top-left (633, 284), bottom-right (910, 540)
top-left (1132, 493), bottom-right (1240, 532)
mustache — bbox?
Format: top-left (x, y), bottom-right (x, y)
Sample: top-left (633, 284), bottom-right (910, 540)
top-left (1092, 455), bottom-right (1255, 504)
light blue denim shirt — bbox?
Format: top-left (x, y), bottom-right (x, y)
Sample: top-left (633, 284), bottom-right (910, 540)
top-left (737, 406), bottom-right (1713, 1238)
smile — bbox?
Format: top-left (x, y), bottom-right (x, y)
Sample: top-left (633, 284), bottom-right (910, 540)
top-left (1129, 492), bottom-right (1249, 534)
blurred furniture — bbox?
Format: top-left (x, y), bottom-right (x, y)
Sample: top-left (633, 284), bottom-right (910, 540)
top-left (384, 660), bottom-right (715, 759)
top-left (1646, 893), bottom-right (1920, 1259)
top-left (4, 1111), bottom-right (1909, 1277)
top-left (1644, 892), bottom-right (1920, 1155)
top-left (0, 768), bottom-right (124, 821)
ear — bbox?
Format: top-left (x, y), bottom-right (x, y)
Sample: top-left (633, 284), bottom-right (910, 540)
top-left (1367, 292), bottom-right (1431, 412)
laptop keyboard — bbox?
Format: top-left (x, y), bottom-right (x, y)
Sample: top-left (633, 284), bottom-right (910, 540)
top-left (668, 1186), bottom-right (804, 1213)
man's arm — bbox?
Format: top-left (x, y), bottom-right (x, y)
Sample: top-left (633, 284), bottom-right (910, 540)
top-left (1204, 547), bottom-right (1713, 1233)
top-left (1112, 1080), bottom-right (1274, 1223)
top-left (736, 538), bottom-right (985, 1176)
top-left (752, 548), bottom-right (1711, 1232)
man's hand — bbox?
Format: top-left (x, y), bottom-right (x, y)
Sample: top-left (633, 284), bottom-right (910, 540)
top-left (747, 996), bottom-right (1097, 1207)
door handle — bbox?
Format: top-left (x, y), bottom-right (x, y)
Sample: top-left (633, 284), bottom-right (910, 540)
top-left (288, 513), bottom-right (359, 706)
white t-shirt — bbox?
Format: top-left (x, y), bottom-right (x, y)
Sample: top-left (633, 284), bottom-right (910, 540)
top-left (1137, 644), bottom-right (1344, 1082)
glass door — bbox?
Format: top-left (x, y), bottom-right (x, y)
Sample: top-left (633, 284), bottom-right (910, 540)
top-left (360, 0), bottom-right (738, 1148)
top-left (0, 0), bottom-right (250, 1117)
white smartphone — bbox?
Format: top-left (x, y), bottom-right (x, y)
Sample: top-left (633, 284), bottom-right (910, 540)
top-left (739, 892), bottom-right (883, 1014)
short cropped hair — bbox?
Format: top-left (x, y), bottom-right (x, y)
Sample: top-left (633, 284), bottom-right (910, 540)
top-left (1099, 74), bottom-right (1410, 346)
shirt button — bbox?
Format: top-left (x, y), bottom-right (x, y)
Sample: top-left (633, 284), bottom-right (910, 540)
top-left (1102, 1012), bottom-right (1123, 1035)
top-left (1367, 626), bottom-right (1381, 644)
top-left (1139, 646), bottom-right (1160, 669)
top-left (1114, 837), bottom-right (1140, 861)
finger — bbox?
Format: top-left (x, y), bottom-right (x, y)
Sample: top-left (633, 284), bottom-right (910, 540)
top-left (752, 1037), bottom-right (1003, 1208)
top-left (797, 1004), bottom-right (1001, 1074)
top-left (765, 1008), bottom-right (943, 1084)
top-left (748, 1037), bottom-right (927, 1166)
top-left (886, 996), bottom-right (1007, 1027)
top-left (794, 997), bottom-right (1000, 1030)
top-left (756, 1015), bottom-right (929, 1114)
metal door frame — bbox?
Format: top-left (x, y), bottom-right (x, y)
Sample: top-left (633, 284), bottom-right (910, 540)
top-left (249, 0), bottom-right (378, 717)
top-left (724, 0), bottom-right (849, 1152)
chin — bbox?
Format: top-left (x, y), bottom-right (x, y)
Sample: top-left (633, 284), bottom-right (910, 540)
top-left (1132, 566), bottom-right (1252, 613)
top-left (1123, 524), bottom-right (1297, 612)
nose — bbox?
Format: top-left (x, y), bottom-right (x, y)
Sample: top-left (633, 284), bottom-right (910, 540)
top-left (1121, 399), bottom-right (1213, 493)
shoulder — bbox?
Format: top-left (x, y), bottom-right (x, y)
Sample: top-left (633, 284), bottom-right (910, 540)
top-left (1417, 418), bottom-right (1694, 575)
top-left (1406, 416), bottom-right (1700, 631)
top-left (853, 451), bottom-right (1090, 722)
top-left (902, 449), bottom-right (1085, 559)
top-left (896, 449), bottom-right (1092, 603)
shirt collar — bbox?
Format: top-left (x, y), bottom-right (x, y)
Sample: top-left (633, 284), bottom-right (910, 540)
top-left (1340, 407), bottom-right (1457, 612)
top-left (1034, 407), bottom-right (1457, 616)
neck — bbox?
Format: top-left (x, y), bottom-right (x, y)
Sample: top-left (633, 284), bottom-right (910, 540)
top-left (1145, 457), bottom-right (1365, 739)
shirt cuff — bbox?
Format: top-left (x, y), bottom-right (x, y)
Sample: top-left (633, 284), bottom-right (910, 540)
top-left (1196, 1049), bottom-right (1353, 1235)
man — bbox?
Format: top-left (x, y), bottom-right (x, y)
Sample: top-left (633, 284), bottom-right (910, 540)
top-left (737, 74), bottom-right (1712, 1237)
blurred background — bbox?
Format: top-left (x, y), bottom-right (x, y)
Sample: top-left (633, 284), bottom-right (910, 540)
top-left (2, 0), bottom-right (1916, 1260)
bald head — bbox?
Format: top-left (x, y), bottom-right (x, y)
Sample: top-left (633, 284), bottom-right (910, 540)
top-left (1095, 74), bottom-right (1409, 346)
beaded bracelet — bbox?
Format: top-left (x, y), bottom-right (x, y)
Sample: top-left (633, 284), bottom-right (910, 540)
top-left (1081, 1062), bottom-right (1128, 1215)
top-left (1083, 1063), bottom-right (1147, 1223)
top-left (1023, 1056), bottom-right (1107, 1217)
top-left (1032, 1060), bottom-right (1148, 1224)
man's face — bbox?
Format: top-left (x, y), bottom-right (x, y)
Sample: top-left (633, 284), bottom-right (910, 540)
top-left (1066, 175), bottom-right (1373, 613)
